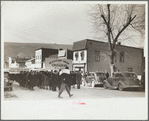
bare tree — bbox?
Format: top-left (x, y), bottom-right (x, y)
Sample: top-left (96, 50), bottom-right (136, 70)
top-left (88, 4), bottom-right (145, 75)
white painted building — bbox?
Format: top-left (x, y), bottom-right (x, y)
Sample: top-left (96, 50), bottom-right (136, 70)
top-left (35, 48), bottom-right (58, 69)
top-left (25, 58), bottom-right (36, 69)
top-left (73, 50), bottom-right (87, 72)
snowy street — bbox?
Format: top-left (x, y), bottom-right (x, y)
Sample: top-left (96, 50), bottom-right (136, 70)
top-left (2, 82), bottom-right (147, 120)
top-left (4, 81), bottom-right (145, 100)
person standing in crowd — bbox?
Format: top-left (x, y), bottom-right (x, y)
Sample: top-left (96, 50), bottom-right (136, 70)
top-left (71, 71), bottom-right (76, 88)
top-left (76, 69), bottom-right (82, 89)
top-left (43, 71), bottom-right (49, 90)
top-left (29, 71), bottom-right (35, 90)
top-left (68, 71), bottom-right (73, 90)
top-left (58, 66), bottom-right (73, 98)
top-left (25, 71), bottom-right (29, 88)
top-left (52, 70), bottom-right (57, 91)
top-left (104, 70), bottom-right (109, 79)
top-left (47, 71), bottom-right (51, 90)
top-left (49, 71), bottom-right (53, 90)
top-left (57, 69), bottom-right (62, 91)
top-left (82, 71), bottom-right (87, 86)
top-left (37, 71), bottom-right (43, 89)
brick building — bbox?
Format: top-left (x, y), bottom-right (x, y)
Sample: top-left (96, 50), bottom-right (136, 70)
top-left (72, 39), bottom-right (145, 75)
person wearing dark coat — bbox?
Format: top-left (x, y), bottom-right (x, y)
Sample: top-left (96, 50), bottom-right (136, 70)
top-left (22, 71), bottom-right (26, 87)
top-left (57, 70), bottom-right (62, 91)
top-left (48, 71), bottom-right (52, 90)
top-left (17, 72), bottom-right (22, 86)
top-left (58, 67), bottom-right (73, 98)
top-left (43, 71), bottom-right (49, 90)
top-left (19, 71), bottom-right (23, 86)
top-left (51, 70), bottom-right (57, 91)
top-left (104, 70), bottom-right (109, 79)
top-left (25, 71), bottom-right (30, 88)
top-left (38, 71), bottom-right (43, 88)
top-left (71, 71), bottom-right (76, 88)
top-left (29, 71), bottom-right (35, 90)
top-left (68, 71), bottom-right (73, 90)
top-left (76, 70), bottom-right (82, 89)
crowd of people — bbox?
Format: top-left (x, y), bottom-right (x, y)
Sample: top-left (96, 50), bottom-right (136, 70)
top-left (8, 67), bottom-right (82, 97)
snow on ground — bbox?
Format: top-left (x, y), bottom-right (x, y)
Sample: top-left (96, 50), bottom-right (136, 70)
top-left (2, 82), bottom-right (147, 120)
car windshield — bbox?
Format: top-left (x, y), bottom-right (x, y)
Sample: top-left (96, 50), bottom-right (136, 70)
top-left (115, 73), bottom-right (124, 77)
top-left (96, 72), bottom-right (104, 76)
top-left (123, 73), bottom-right (137, 78)
top-left (88, 73), bottom-right (94, 76)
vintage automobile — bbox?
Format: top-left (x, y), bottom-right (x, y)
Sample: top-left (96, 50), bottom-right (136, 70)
top-left (103, 72), bottom-right (143, 91)
top-left (85, 71), bottom-right (105, 87)
top-left (4, 71), bottom-right (13, 91)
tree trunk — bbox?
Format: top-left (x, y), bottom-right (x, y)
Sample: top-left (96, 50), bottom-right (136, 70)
top-left (110, 50), bottom-right (115, 76)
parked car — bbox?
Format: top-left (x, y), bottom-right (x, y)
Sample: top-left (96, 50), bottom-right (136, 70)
top-left (103, 72), bottom-right (143, 91)
top-left (4, 71), bottom-right (13, 91)
top-left (85, 71), bottom-right (105, 87)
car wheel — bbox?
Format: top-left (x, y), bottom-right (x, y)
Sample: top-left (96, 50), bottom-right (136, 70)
top-left (118, 83), bottom-right (123, 91)
top-left (103, 82), bottom-right (107, 89)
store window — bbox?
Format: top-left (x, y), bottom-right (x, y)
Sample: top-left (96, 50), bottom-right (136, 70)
top-left (95, 50), bottom-right (100, 61)
top-left (120, 52), bottom-right (124, 62)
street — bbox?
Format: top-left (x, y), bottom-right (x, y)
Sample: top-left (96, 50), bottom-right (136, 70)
top-left (2, 82), bottom-right (147, 120)
top-left (4, 81), bottom-right (145, 100)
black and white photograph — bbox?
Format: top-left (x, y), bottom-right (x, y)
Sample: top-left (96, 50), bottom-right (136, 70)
top-left (1, 1), bottom-right (148, 120)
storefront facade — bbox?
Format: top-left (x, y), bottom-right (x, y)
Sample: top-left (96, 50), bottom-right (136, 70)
top-left (72, 50), bottom-right (87, 72)
top-left (45, 58), bottom-right (72, 71)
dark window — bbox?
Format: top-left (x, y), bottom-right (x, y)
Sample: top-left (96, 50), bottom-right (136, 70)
top-left (128, 68), bottom-right (133, 72)
top-left (12, 59), bottom-right (15, 63)
top-left (75, 52), bottom-right (79, 61)
top-left (95, 50), bottom-right (100, 61)
top-left (80, 51), bottom-right (84, 61)
top-left (115, 73), bottom-right (124, 77)
top-left (120, 52), bottom-right (124, 62)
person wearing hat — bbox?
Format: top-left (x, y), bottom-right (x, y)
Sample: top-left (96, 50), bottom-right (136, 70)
top-left (76, 69), bottom-right (82, 89)
top-left (58, 66), bottom-right (73, 98)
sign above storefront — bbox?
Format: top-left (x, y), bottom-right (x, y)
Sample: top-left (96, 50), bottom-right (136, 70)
top-left (49, 59), bottom-right (69, 64)
top-left (45, 58), bottom-right (72, 70)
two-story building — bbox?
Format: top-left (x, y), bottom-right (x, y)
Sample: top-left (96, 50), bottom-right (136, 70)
top-left (45, 49), bottom-right (73, 70)
top-left (35, 48), bottom-right (58, 69)
top-left (9, 57), bottom-right (28, 68)
top-left (72, 39), bottom-right (145, 75)
top-left (25, 58), bottom-right (36, 69)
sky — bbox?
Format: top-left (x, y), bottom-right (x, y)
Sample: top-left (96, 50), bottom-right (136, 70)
top-left (2, 1), bottom-right (146, 47)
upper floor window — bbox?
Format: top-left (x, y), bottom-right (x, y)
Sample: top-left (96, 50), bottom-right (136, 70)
top-left (95, 50), bottom-right (100, 61)
top-left (75, 52), bottom-right (79, 61)
top-left (120, 52), bottom-right (124, 62)
top-left (80, 51), bottom-right (84, 61)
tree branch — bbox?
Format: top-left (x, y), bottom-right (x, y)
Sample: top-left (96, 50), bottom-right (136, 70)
top-left (113, 15), bottom-right (136, 48)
